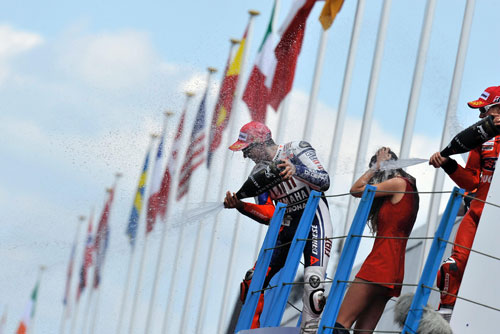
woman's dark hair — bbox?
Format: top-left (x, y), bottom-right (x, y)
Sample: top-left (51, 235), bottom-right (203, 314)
top-left (366, 149), bottom-right (418, 233)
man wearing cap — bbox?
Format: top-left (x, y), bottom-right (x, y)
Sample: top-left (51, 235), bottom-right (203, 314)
top-left (429, 85), bottom-right (500, 321)
top-left (224, 121), bottom-right (333, 332)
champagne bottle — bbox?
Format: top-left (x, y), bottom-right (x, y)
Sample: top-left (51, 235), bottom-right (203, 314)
top-left (440, 115), bottom-right (500, 157)
top-left (236, 161), bottom-right (285, 199)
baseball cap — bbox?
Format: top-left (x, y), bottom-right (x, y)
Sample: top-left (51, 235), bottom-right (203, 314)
top-left (467, 86), bottom-right (500, 109)
top-left (229, 121), bottom-right (272, 151)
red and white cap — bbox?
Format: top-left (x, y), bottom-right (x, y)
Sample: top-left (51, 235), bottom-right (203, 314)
top-left (467, 86), bottom-right (500, 109)
top-left (229, 121), bottom-right (272, 151)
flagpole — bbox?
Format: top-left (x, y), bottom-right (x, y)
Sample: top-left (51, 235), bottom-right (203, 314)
top-left (399, 0), bottom-right (436, 159)
top-left (196, 10), bottom-right (259, 334)
top-left (303, 29), bottom-right (328, 142)
top-left (28, 265), bottom-right (46, 334)
top-left (80, 262), bottom-right (96, 334)
top-left (139, 117), bottom-right (174, 334)
top-left (60, 215), bottom-right (86, 334)
top-left (177, 67), bottom-right (218, 334)
top-left (145, 96), bottom-right (198, 333)
top-left (325, 0), bottom-right (365, 278)
top-left (420, 0), bottom-right (475, 273)
top-left (127, 132), bottom-right (165, 334)
top-left (115, 137), bottom-right (155, 334)
top-left (340, 0), bottom-right (392, 258)
top-left (90, 173), bottom-right (121, 334)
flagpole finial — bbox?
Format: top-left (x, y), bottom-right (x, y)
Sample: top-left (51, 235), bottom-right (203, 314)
top-left (164, 111), bottom-right (175, 118)
top-left (248, 9), bottom-right (260, 16)
top-left (150, 133), bottom-right (160, 140)
top-left (230, 38), bottom-right (241, 45)
top-left (185, 91), bottom-right (195, 98)
top-left (106, 187), bottom-right (113, 193)
top-left (207, 67), bottom-right (217, 74)
top-left (115, 172), bottom-right (123, 179)
top-left (78, 215), bottom-right (86, 222)
top-left (39, 265), bottom-right (47, 272)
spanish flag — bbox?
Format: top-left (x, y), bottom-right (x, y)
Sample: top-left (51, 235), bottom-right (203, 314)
top-left (207, 27), bottom-right (247, 168)
top-left (319, 0), bottom-right (345, 30)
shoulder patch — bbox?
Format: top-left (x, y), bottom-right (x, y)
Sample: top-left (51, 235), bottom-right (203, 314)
top-left (299, 141), bottom-right (311, 148)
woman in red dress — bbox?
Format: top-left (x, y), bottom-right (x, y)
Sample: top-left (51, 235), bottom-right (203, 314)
top-left (334, 147), bottom-right (420, 334)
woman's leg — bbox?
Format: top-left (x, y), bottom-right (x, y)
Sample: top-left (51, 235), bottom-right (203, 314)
top-left (353, 293), bottom-right (391, 333)
top-left (335, 278), bottom-right (387, 329)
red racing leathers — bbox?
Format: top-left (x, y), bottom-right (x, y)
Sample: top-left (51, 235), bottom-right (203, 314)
top-left (437, 135), bottom-right (500, 307)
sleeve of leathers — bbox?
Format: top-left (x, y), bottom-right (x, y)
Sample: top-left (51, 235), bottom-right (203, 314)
top-left (447, 147), bottom-right (481, 191)
top-left (290, 141), bottom-right (330, 192)
top-left (237, 195), bottom-right (276, 225)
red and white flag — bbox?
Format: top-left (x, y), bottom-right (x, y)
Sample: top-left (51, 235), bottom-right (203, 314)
top-left (242, 1), bottom-right (278, 123)
top-left (77, 214), bottom-right (94, 301)
top-left (269, 0), bottom-right (317, 111)
top-left (155, 108), bottom-right (187, 220)
top-left (93, 187), bottom-right (115, 289)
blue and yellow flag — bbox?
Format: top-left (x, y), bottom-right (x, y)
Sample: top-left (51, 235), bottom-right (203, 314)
top-left (126, 146), bottom-right (151, 247)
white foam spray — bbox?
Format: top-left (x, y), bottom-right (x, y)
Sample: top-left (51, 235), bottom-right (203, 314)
top-left (168, 202), bottom-right (224, 229)
top-left (379, 158), bottom-right (428, 171)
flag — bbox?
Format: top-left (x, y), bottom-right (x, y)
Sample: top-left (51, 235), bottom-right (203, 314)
top-left (319, 0), bottom-right (345, 30)
top-left (16, 279), bottom-right (39, 334)
top-left (93, 188), bottom-right (115, 289)
top-left (146, 131), bottom-right (166, 233)
top-left (177, 89), bottom-right (208, 200)
top-left (207, 27), bottom-right (248, 167)
top-left (269, 0), bottom-right (317, 111)
top-left (156, 108), bottom-right (187, 220)
top-left (126, 147), bottom-right (151, 246)
top-left (63, 227), bottom-right (78, 307)
top-left (77, 214), bottom-right (94, 301)
top-left (242, 1), bottom-right (278, 123)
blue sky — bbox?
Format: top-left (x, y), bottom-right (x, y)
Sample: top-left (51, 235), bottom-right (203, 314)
top-left (1, 0), bottom-right (499, 333)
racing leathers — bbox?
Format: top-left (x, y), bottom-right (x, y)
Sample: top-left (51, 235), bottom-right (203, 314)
top-left (237, 141), bottom-right (333, 331)
top-left (437, 135), bottom-right (500, 308)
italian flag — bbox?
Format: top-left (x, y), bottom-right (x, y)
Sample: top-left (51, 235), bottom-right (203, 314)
top-left (16, 280), bottom-right (39, 334)
top-left (242, 1), bottom-right (278, 123)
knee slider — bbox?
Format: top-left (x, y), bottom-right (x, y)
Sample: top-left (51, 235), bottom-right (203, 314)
top-left (306, 274), bottom-right (325, 314)
top-left (240, 268), bottom-right (254, 303)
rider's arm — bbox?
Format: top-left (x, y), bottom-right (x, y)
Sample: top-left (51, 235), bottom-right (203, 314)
top-left (290, 141), bottom-right (330, 192)
top-left (444, 147), bottom-right (481, 191)
top-left (238, 193), bottom-right (275, 225)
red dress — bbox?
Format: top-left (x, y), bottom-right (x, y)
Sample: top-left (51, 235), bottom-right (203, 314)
top-left (355, 177), bottom-right (419, 297)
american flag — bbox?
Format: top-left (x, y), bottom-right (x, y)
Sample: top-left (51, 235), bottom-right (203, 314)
top-left (177, 91), bottom-right (207, 200)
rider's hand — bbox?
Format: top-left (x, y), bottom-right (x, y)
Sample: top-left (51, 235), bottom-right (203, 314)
top-left (429, 152), bottom-right (449, 168)
top-left (223, 191), bottom-right (244, 210)
top-left (277, 159), bottom-right (296, 180)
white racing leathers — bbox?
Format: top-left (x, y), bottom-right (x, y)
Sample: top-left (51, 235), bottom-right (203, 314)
top-left (244, 141), bottom-right (333, 331)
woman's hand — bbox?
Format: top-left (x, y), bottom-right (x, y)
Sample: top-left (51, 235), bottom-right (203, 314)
top-left (277, 159), bottom-right (296, 180)
top-left (224, 191), bottom-right (244, 210)
top-left (374, 147), bottom-right (392, 170)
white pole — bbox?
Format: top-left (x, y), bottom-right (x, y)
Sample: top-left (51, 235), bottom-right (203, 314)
top-left (326, 0), bottom-right (365, 173)
top-left (195, 10), bottom-right (259, 334)
top-left (142, 108), bottom-right (189, 333)
top-left (128, 126), bottom-right (169, 334)
top-left (303, 29), bottom-right (329, 142)
top-left (420, 0), bottom-right (475, 273)
top-left (177, 68), bottom-right (218, 333)
top-left (342, 0), bottom-right (392, 250)
top-left (115, 138), bottom-right (156, 334)
top-left (60, 216), bottom-right (85, 334)
top-left (89, 288), bottom-right (102, 334)
top-left (80, 262), bottom-right (96, 334)
top-left (159, 73), bottom-right (214, 333)
top-left (399, 0), bottom-right (437, 159)
top-left (28, 266), bottom-right (45, 334)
